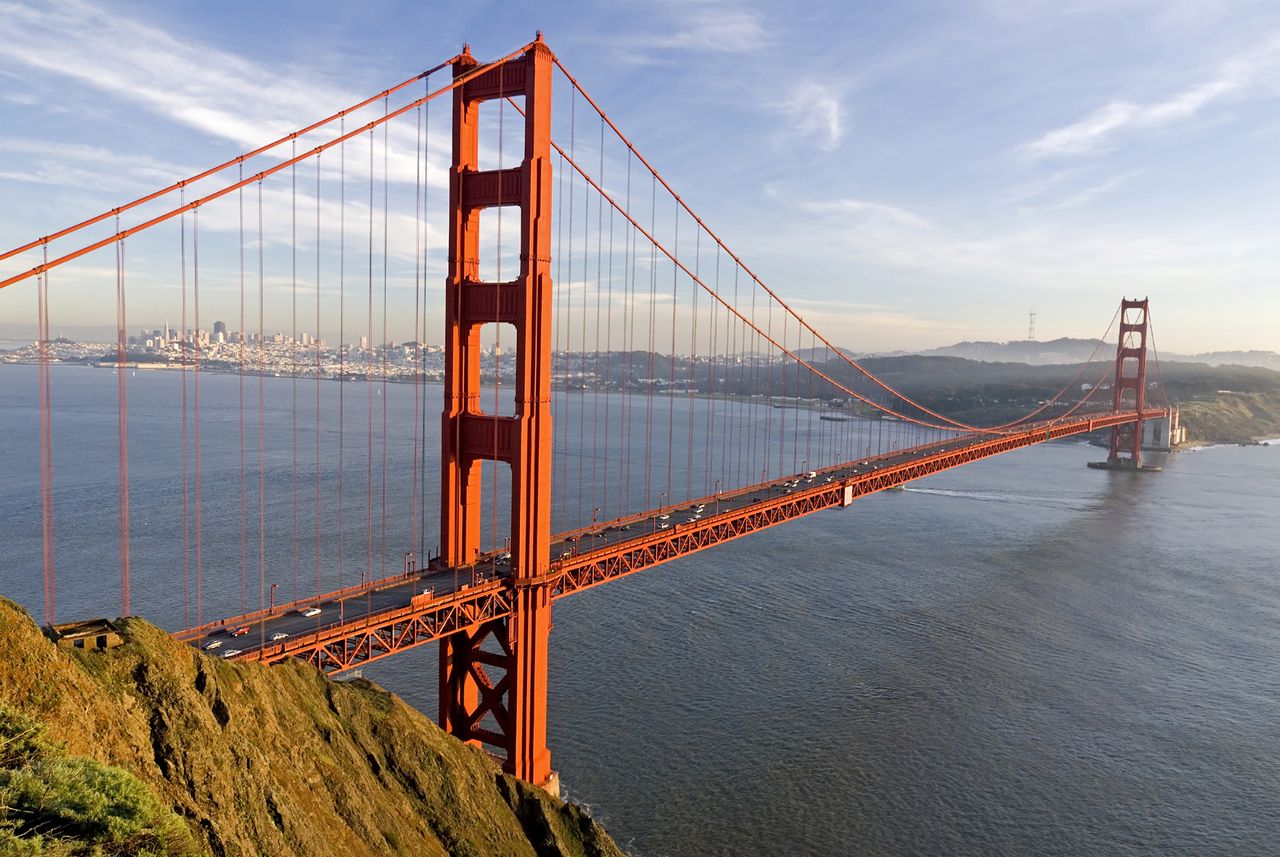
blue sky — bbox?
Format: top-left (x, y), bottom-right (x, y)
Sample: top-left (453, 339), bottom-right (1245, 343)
top-left (0, 0), bottom-right (1277, 353)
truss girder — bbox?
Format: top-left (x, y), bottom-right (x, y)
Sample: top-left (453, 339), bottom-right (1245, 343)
top-left (229, 410), bottom-right (1164, 674)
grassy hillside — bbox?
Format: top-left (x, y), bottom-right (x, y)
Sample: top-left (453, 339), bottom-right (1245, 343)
top-left (836, 357), bottom-right (1280, 442)
top-left (0, 599), bottom-right (623, 857)
top-left (1175, 391), bottom-right (1280, 445)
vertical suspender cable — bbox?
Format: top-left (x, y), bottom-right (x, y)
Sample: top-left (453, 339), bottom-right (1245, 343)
top-left (115, 224), bottom-right (130, 615)
top-left (578, 113), bottom-right (590, 529)
top-left (315, 154), bottom-right (323, 598)
top-left (175, 206), bottom-right (186, 626)
top-left (420, 82), bottom-right (431, 563)
top-left (381, 102), bottom-right (390, 577)
top-left (338, 119), bottom-right (347, 590)
top-left (591, 116), bottom-right (605, 526)
top-left (666, 203), bottom-right (677, 505)
top-left (181, 201), bottom-right (193, 622)
top-left (367, 126), bottom-right (375, 584)
top-left (601, 158), bottom-right (616, 521)
top-left (257, 181), bottom-right (267, 619)
top-left (644, 173), bottom-right (656, 508)
top-left (411, 101), bottom-right (423, 567)
top-left (553, 147), bottom-right (566, 524)
top-left (291, 141), bottom-right (299, 600)
top-left (37, 254), bottom-right (56, 625)
top-left (193, 207), bottom-right (203, 626)
top-left (238, 173), bottom-right (247, 612)
top-left (621, 153), bottom-right (634, 514)
top-left (562, 89), bottom-right (576, 523)
top-left (687, 229), bottom-right (698, 501)
top-left (706, 247), bottom-right (718, 495)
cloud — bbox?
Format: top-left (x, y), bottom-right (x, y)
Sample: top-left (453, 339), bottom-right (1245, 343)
top-left (0, 0), bottom-right (452, 189)
top-left (786, 296), bottom-right (965, 336)
top-left (1023, 32), bottom-right (1280, 158)
top-left (778, 80), bottom-right (846, 151)
top-left (790, 189), bottom-right (1277, 295)
top-left (641, 3), bottom-right (770, 53)
top-left (0, 138), bottom-right (190, 188)
top-left (1036, 172), bottom-right (1137, 211)
top-left (799, 197), bottom-right (930, 229)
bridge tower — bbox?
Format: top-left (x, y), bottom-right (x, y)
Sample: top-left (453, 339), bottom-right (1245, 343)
top-left (439, 38), bottom-right (557, 791)
top-left (1106, 297), bottom-right (1150, 468)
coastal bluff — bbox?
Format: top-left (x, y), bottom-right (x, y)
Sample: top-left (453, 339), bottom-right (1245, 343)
top-left (0, 598), bottom-right (624, 857)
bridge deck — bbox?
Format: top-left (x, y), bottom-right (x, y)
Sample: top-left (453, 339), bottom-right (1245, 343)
top-left (177, 409), bottom-right (1164, 672)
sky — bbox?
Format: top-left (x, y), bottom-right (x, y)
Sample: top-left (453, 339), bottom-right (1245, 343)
top-left (0, 0), bottom-right (1277, 354)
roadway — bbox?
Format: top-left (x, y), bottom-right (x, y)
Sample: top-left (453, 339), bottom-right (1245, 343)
top-left (183, 417), bottom-right (1071, 661)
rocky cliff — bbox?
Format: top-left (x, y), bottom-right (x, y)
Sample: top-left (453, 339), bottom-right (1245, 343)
top-left (0, 599), bottom-right (624, 857)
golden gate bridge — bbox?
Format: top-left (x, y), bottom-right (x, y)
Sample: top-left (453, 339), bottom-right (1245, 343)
top-left (0, 36), bottom-right (1169, 793)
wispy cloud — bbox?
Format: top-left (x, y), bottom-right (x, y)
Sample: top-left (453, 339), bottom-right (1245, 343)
top-left (776, 81), bottom-right (846, 151)
top-left (652, 6), bottom-right (769, 53)
top-left (787, 296), bottom-right (965, 338)
top-left (1023, 32), bottom-right (1280, 158)
top-left (1036, 171), bottom-right (1137, 211)
top-left (0, 0), bottom-right (450, 188)
top-left (800, 198), bottom-right (930, 229)
top-left (790, 190), bottom-right (1276, 295)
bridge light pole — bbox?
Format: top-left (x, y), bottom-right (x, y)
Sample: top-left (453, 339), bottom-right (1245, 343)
top-left (714, 480), bottom-right (721, 515)
top-left (269, 582), bottom-right (278, 612)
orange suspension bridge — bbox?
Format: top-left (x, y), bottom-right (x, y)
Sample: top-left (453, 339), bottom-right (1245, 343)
top-left (0, 37), bottom-right (1170, 792)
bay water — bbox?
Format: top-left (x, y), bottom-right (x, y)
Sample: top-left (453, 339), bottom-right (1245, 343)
top-left (1, 364), bottom-right (1277, 856)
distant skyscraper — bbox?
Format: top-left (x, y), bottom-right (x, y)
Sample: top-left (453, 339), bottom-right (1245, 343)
top-left (359, 335), bottom-right (369, 350)
top-left (213, 320), bottom-right (227, 339)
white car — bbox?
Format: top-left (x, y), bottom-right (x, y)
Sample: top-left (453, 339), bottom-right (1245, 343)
top-left (222, 649), bottom-right (242, 658)
top-left (300, 607), bottom-right (322, 618)
top-left (270, 632), bottom-right (289, 641)
top-left (203, 639), bottom-right (223, 651)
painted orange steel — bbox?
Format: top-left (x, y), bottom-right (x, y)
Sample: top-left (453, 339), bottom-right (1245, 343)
top-left (550, 60), bottom-right (1005, 434)
top-left (548, 409), bottom-right (1165, 596)
top-left (171, 569), bottom-right (421, 642)
top-left (0, 45), bottom-right (534, 292)
top-left (1108, 299), bottom-right (1150, 466)
top-left (229, 408), bottom-right (1165, 669)
top-left (438, 37), bottom-right (556, 789)
top-left (0, 61), bottom-right (457, 268)
top-left (247, 580), bottom-right (512, 673)
top-left (541, 132), bottom-right (994, 435)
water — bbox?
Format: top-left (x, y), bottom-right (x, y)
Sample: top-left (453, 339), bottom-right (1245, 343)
top-left (2, 365), bottom-right (1278, 855)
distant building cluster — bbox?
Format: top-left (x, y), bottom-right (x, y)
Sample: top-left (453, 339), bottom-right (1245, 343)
top-left (0, 321), bottom-right (465, 383)
top-left (131, 320), bottom-right (328, 350)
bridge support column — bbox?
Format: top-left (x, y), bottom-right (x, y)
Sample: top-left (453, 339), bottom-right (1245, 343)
top-left (1106, 298), bottom-right (1150, 468)
top-left (439, 37), bottom-right (557, 790)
